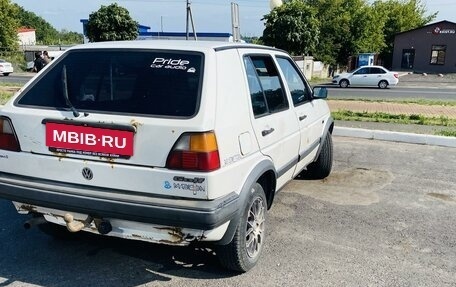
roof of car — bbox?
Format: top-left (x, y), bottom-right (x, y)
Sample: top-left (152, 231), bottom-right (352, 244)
top-left (69, 40), bottom-right (281, 53)
top-left (358, 65), bottom-right (386, 69)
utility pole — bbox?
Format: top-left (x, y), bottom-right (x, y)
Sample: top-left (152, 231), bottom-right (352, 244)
top-left (231, 3), bottom-right (241, 42)
top-left (185, 0), bottom-right (197, 40)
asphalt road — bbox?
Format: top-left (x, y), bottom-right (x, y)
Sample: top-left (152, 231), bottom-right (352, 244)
top-left (1, 137), bottom-right (455, 287)
top-left (327, 86), bottom-right (456, 101)
top-left (0, 74), bottom-right (33, 86)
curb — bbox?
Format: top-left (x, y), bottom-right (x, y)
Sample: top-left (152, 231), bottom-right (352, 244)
top-left (334, 127), bottom-right (456, 148)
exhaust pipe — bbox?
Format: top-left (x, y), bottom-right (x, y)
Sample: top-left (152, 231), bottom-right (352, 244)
top-left (24, 216), bottom-right (47, 229)
top-left (95, 219), bottom-right (112, 235)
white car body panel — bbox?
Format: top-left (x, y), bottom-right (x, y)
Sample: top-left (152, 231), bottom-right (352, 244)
top-left (0, 41), bottom-right (333, 264)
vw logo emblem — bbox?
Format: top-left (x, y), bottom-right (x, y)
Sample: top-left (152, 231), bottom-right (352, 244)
top-left (82, 167), bottom-right (93, 180)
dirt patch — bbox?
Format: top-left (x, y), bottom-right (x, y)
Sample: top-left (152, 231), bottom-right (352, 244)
top-left (0, 86), bottom-right (20, 93)
top-left (427, 193), bottom-right (455, 203)
top-left (286, 168), bottom-right (394, 206)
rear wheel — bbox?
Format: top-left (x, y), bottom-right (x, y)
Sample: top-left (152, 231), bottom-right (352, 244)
top-left (217, 183), bottom-right (267, 272)
top-left (378, 80), bottom-right (388, 89)
top-left (3, 73), bottom-right (10, 76)
top-left (339, 79), bottom-right (349, 88)
top-left (305, 132), bottom-right (333, 179)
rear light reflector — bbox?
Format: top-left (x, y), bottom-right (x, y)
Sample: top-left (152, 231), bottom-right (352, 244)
top-left (0, 117), bottom-right (21, 152)
top-left (166, 132), bottom-right (220, 171)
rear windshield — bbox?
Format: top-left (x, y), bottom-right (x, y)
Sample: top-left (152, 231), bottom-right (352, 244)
top-left (17, 50), bottom-right (204, 118)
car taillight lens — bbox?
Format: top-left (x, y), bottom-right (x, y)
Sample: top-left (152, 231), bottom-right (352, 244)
top-left (394, 73), bottom-right (399, 78)
top-left (166, 132), bottom-right (220, 171)
top-left (0, 117), bottom-right (21, 152)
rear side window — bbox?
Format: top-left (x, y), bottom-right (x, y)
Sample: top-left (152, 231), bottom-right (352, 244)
top-left (369, 67), bottom-right (386, 74)
top-left (17, 50), bottom-right (204, 118)
top-left (244, 55), bottom-right (288, 117)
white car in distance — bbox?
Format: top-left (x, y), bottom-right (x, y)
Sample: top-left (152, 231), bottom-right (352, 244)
top-left (332, 65), bottom-right (399, 89)
top-left (0, 59), bottom-right (14, 76)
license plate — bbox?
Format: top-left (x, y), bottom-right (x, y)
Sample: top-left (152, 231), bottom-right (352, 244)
top-left (45, 122), bottom-right (134, 158)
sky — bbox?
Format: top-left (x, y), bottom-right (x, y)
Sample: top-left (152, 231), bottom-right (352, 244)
top-left (9, 0), bottom-right (456, 37)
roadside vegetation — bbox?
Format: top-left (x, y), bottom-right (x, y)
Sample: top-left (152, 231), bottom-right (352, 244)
top-left (0, 85), bottom-right (20, 105)
top-left (329, 98), bottom-right (456, 107)
top-left (436, 130), bottom-right (456, 137)
top-left (332, 110), bottom-right (456, 126)
top-left (332, 110), bottom-right (456, 137)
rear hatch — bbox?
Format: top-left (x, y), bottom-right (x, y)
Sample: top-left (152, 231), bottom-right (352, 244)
top-left (1, 48), bottom-right (214, 198)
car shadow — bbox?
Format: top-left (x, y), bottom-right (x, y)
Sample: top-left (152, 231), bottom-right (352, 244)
top-left (0, 202), bottom-right (238, 287)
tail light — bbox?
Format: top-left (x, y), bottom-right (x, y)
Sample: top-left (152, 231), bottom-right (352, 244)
top-left (166, 132), bottom-right (220, 171)
top-left (0, 117), bottom-right (21, 152)
top-left (394, 73), bottom-right (399, 78)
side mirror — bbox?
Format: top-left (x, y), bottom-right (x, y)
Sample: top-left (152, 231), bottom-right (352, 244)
top-left (312, 86), bottom-right (328, 99)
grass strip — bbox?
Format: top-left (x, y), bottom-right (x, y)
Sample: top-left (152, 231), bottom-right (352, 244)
top-left (329, 98), bottom-right (456, 107)
top-left (0, 92), bottom-right (13, 105)
top-left (332, 110), bottom-right (456, 127)
top-left (435, 130), bottom-right (456, 137)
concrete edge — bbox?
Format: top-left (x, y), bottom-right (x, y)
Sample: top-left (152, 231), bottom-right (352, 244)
top-left (334, 127), bottom-right (456, 148)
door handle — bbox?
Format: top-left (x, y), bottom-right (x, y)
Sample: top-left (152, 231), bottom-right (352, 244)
top-left (299, 115), bottom-right (307, 121)
top-left (262, 128), bottom-right (275, 137)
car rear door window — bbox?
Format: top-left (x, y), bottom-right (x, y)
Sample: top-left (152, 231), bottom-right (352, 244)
top-left (17, 50), bottom-right (204, 118)
top-left (244, 55), bottom-right (289, 117)
top-left (369, 67), bottom-right (386, 74)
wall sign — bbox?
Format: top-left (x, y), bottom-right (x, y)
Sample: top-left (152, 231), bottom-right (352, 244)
top-left (432, 27), bottom-right (456, 35)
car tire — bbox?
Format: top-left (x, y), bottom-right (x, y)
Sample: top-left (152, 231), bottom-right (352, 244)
top-left (378, 80), bottom-right (388, 89)
top-left (216, 182), bottom-right (267, 272)
top-left (304, 132), bottom-right (333, 179)
top-left (339, 79), bottom-right (349, 88)
top-left (3, 73), bottom-right (10, 76)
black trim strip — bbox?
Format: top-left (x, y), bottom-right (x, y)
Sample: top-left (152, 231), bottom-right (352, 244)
top-left (299, 138), bottom-right (321, 161)
top-left (276, 138), bottom-right (321, 178)
top-left (277, 156), bottom-right (299, 178)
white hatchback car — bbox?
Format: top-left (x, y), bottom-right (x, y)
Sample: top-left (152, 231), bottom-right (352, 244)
top-left (332, 65), bottom-right (399, 89)
top-left (0, 59), bottom-right (14, 76)
top-left (0, 40), bottom-right (333, 272)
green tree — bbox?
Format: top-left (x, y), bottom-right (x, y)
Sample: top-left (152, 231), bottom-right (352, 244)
top-left (262, 0), bottom-right (320, 56)
top-left (58, 29), bottom-right (84, 45)
top-left (307, 0), bottom-right (385, 66)
top-left (14, 4), bottom-right (59, 44)
top-left (0, 0), bottom-right (19, 50)
top-left (86, 3), bottom-right (138, 42)
top-left (372, 0), bottom-right (436, 66)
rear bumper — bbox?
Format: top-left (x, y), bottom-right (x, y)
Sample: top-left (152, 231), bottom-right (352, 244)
top-left (0, 172), bottom-right (239, 230)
